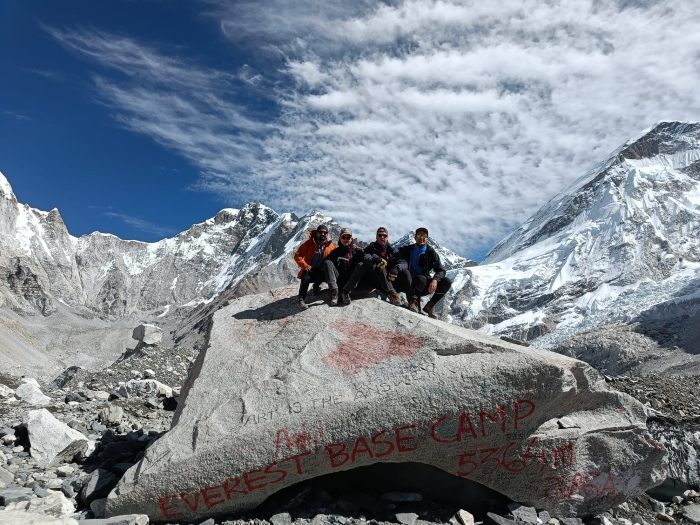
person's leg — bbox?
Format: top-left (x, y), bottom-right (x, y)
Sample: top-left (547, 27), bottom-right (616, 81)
top-left (413, 275), bottom-right (428, 297)
top-left (297, 270), bottom-right (313, 309)
top-left (343, 262), bottom-right (370, 292)
top-left (322, 262), bottom-right (340, 304)
top-left (423, 276), bottom-right (453, 318)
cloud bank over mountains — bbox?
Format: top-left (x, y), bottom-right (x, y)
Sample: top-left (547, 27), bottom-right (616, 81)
top-left (49, 0), bottom-right (700, 258)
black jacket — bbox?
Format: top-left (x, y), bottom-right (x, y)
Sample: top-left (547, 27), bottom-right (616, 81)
top-left (362, 241), bottom-right (398, 266)
top-left (325, 244), bottom-right (364, 278)
top-left (392, 244), bottom-right (446, 281)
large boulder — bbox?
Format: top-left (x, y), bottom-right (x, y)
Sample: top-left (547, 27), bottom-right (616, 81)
top-left (25, 409), bottom-right (88, 467)
top-left (16, 378), bottom-right (50, 405)
top-left (107, 287), bottom-right (667, 522)
top-left (131, 324), bottom-right (162, 346)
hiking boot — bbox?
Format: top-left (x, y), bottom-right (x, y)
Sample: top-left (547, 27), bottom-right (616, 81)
top-left (342, 290), bottom-right (352, 305)
top-left (408, 299), bottom-right (420, 313)
top-left (297, 297), bottom-right (308, 310)
top-left (330, 289), bottom-right (339, 306)
top-left (423, 302), bottom-right (438, 319)
top-left (312, 283), bottom-right (321, 296)
top-left (388, 291), bottom-right (401, 306)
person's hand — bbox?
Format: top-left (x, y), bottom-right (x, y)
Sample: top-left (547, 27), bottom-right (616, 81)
top-left (428, 279), bottom-right (437, 294)
top-left (388, 270), bottom-right (397, 282)
top-left (306, 265), bottom-right (313, 272)
top-left (377, 259), bottom-right (388, 270)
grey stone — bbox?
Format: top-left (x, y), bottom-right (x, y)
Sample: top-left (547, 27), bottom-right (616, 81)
top-left (271, 512), bottom-right (293, 525)
top-left (456, 510), bottom-right (475, 525)
top-left (557, 417), bottom-right (579, 429)
top-left (488, 513), bottom-right (517, 525)
top-left (0, 384), bottom-right (14, 399)
top-left (106, 291), bottom-right (668, 522)
top-left (538, 512), bottom-right (551, 523)
top-left (672, 496), bottom-right (683, 504)
top-left (0, 510), bottom-right (80, 524)
top-left (396, 513), bottom-right (418, 525)
top-left (650, 498), bottom-right (665, 514)
top-left (64, 392), bottom-right (85, 403)
top-left (682, 505), bottom-right (700, 525)
top-left (381, 492), bottom-right (423, 502)
top-left (132, 324), bottom-right (162, 345)
top-left (115, 380), bottom-right (171, 399)
top-left (508, 504), bottom-right (538, 524)
top-left (81, 516), bottom-right (149, 525)
top-left (0, 486), bottom-right (33, 505)
top-left (199, 519), bottom-right (216, 525)
top-left (80, 469), bottom-right (118, 506)
top-left (91, 497), bottom-right (108, 518)
top-left (560, 519), bottom-right (583, 525)
top-left (24, 492), bottom-right (76, 516)
top-left (98, 406), bottom-right (124, 426)
top-left (16, 380), bottom-right (51, 406)
top-left (25, 409), bottom-right (87, 468)
top-left (0, 467), bottom-right (13, 485)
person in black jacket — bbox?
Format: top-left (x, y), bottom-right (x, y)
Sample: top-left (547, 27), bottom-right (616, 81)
top-left (343, 226), bottom-right (401, 305)
top-left (323, 227), bottom-right (364, 305)
top-left (389, 227), bottom-right (452, 318)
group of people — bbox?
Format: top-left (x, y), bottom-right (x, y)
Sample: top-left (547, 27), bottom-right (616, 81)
top-left (293, 225), bottom-right (453, 319)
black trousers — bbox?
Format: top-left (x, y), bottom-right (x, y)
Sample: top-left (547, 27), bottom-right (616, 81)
top-left (298, 267), bottom-right (326, 299)
top-left (394, 270), bottom-right (452, 305)
top-left (344, 261), bottom-right (396, 294)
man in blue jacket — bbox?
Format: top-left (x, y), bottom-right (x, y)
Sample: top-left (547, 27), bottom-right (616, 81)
top-left (389, 227), bottom-right (452, 318)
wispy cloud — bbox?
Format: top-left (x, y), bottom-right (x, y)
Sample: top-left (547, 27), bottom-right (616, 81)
top-left (47, 1), bottom-right (700, 258)
top-left (105, 212), bottom-right (176, 237)
top-left (20, 68), bottom-right (66, 82)
top-left (2, 110), bottom-right (31, 121)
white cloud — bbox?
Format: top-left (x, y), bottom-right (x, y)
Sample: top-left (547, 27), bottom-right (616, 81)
top-left (48, 1), bottom-right (700, 258)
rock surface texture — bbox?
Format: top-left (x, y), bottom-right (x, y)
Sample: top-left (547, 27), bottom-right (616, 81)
top-left (131, 324), bottom-right (162, 346)
top-left (107, 289), bottom-right (667, 522)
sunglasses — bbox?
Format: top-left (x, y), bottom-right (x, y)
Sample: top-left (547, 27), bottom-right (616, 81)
top-left (377, 233), bottom-right (388, 238)
top-left (340, 235), bottom-right (352, 240)
top-left (415, 234), bottom-right (428, 239)
top-left (317, 231), bottom-right (328, 235)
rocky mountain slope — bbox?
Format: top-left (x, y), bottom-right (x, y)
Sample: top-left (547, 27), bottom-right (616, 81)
top-left (442, 121), bottom-right (700, 374)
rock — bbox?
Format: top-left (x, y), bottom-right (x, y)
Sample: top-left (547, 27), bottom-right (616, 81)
top-left (657, 513), bottom-right (675, 523)
top-left (456, 509), bottom-right (475, 525)
top-left (24, 492), bottom-right (75, 516)
top-left (0, 384), bottom-right (15, 398)
top-left (271, 512), bottom-right (293, 525)
top-left (105, 291), bottom-right (668, 521)
top-left (0, 510), bottom-right (79, 524)
top-left (396, 513), bottom-right (419, 525)
top-left (650, 498), bottom-right (665, 513)
top-left (508, 504), bottom-right (538, 524)
top-left (99, 406), bottom-right (125, 426)
top-left (686, 490), bottom-right (700, 498)
top-left (672, 496), bottom-right (684, 504)
top-left (0, 485), bottom-right (34, 505)
top-left (560, 519), bottom-right (583, 525)
top-left (557, 417), bottom-right (579, 429)
top-left (538, 511), bottom-right (551, 523)
top-left (94, 391), bottom-right (110, 401)
top-left (64, 392), bottom-right (84, 404)
top-left (488, 513), bottom-right (517, 525)
top-left (16, 379), bottom-right (51, 406)
top-left (143, 369), bottom-right (155, 379)
top-left (199, 520), bottom-right (216, 525)
top-left (115, 380), bottom-right (171, 399)
top-left (381, 492), bottom-right (423, 502)
top-left (682, 505), bottom-right (700, 525)
top-left (80, 516), bottom-right (149, 525)
top-left (80, 469), bottom-right (118, 506)
top-left (25, 409), bottom-right (88, 467)
top-left (132, 324), bottom-right (162, 346)
top-left (56, 465), bottom-right (74, 477)
top-left (91, 497), bottom-right (108, 518)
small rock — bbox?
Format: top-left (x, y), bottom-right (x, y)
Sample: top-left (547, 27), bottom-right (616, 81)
top-left (488, 513), bottom-right (518, 525)
top-left (16, 379), bottom-right (51, 405)
top-left (681, 504), bottom-right (700, 525)
top-left (457, 509), bottom-right (475, 525)
top-left (538, 512), bottom-right (551, 523)
top-left (508, 504), bottom-right (538, 524)
top-left (80, 468), bottom-right (118, 506)
top-left (557, 417), bottom-right (579, 429)
top-left (657, 513), bottom-right (676, 523)
top-left (0, 486), bottom-right (34, 505)
top-left (143, 369), bottom-right (155, 379)
top-left (673, 496), bottom-right (684, 505)
top-left (396, 513), bottom-right (419, 525)
top-left (199, 519), bottom-right (216, 525)
top-left (56, 465), bottom-right (74, 477)
top-left (64, 392), bottom-right (85, 403)
top-left (271, 512), bottom-right (293, 525)
top-left (99, 406), bottom-right (124, 425)
top-left (94, 390), bottom-right (110, 401)
top-left (650, 499), bottom-right (666, 514)
top-left (0, 384), bottom-right (15, 398)
top-left (90, 497), bottom-right (107, 518)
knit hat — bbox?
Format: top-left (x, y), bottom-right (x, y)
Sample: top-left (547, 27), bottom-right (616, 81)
top-left (376, 226), bottom-right (388, 235)
top-left (340, 227), bottom-right (353, 237)
top-left (316, 224), bottom-right (329, 233)
top-left (415, 227), bottom-right (429, 236)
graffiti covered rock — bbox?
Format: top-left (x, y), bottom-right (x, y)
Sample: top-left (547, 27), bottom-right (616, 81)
top-left (106, 286), bottom-right (667, 522)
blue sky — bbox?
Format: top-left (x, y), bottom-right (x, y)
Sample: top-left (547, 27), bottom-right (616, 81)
top-left (2, 0), bottom-right (700, 261)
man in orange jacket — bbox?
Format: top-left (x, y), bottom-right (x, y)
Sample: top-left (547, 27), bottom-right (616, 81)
top-left (294, 224), bottom-right (336, 310)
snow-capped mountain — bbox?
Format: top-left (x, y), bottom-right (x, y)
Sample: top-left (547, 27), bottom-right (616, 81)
top-left (443, 121), bottom-right (700, 373)
top-left (0, 171), bottom-right (336, 319)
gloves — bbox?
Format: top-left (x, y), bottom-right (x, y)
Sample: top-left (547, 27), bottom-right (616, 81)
top-left (388, 270), bottom-right (397, 282)
top-left (377, 259), bottom-right (388, 270)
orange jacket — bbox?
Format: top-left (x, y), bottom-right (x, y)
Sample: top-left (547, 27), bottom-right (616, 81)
top-left (294, 231), bottom-right (336, 278)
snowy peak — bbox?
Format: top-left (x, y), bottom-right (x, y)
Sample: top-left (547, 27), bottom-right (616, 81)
top-left (0, 170), bottom-right (16, 201)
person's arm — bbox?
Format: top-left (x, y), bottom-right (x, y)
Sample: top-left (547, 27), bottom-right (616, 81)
top-left (294, 240), bottom-right (313, 271)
